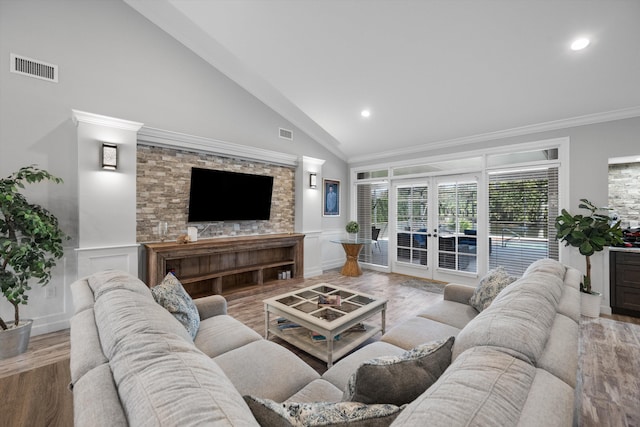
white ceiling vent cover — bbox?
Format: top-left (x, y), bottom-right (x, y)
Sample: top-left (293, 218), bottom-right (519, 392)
top-left (10, 53), bottom-right (58, 83)
top-left (279, 128), bottom-right (293, 141)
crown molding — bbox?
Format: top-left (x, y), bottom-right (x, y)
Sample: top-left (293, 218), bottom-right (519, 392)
top-left (349, 106), bottom-right (640, 164)
top-left (71, 110), bottom-right (144, 131)
top-left (137, 126), bottom-right (299, 167)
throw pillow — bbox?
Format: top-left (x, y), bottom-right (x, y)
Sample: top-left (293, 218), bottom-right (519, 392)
top-left (468, 266), bottom-right (518, 312)
top-left (342, 336), bottom-right (454, 405)
top-left (151, 273), bottom-right (200, 339)
top-left (243, 396), bottom-right (402, 427)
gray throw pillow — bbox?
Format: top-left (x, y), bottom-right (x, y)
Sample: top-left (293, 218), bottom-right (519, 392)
top-left (151, 273), bottom-right (200, 339)
top-left (343, 336), bottom-right (454, 405)
top-left (243, 396), bottom-right (402, 427)
top-left (468, 266), bottom-right (518, 312)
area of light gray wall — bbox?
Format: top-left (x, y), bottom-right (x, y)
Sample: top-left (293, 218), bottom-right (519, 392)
top-left (0, 0), bottom-right (347, 334)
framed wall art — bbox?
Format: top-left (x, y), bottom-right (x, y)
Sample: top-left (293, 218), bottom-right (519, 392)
top-left (323, 179), bottom-right (340, 216)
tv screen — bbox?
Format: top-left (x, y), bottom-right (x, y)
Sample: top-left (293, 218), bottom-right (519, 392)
top-left (187, 167), bottom-right (274, 222)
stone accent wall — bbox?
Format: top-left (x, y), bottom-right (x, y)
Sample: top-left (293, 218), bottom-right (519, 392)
top-left (609, 162), bottom-right (640, 228)
top-left (137, 145), bottom-right (295, 242)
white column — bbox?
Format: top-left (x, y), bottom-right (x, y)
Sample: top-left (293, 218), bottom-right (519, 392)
top-left (296, 156), bottom-right (325, 277)
top-left (72, 110), bottom-right (143, 278)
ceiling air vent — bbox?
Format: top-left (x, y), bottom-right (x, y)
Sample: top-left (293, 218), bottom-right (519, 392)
top-left (10, 53), bottom-right (58, 83)
top-left (279, 128), bottom-right (293, 141)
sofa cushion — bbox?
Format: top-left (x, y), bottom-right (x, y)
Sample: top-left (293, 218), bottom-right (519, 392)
top-left (195, 314), bottom-right (262, 358)
top-left (516, 368), bottom-right (575, 427)
top-left (70, 308), bottom-right (107, 386)
top-left (72, 363), bottom-right (128, 427)
top-left (523, 258), bottom-right (566, 278)
top-left (343, 336), bottom-right (454, 405)
top-left (557, 284), bottom-right (581, 323)
top-left (286, 379), bottom-right (344, 403)
top-left (88, 269), bottom-right (152, 300)
top-left (468, 266), bottom-right (517, 312)
top-left (452, 272), bottom-right (563, 364)
top-left (109, 331), bottom-right (259, 426)
top-left (323, 342), bottom-right (407, 391)
top-left (390, 346), bottom-right (537, 426)
top-left (151, 273), bottom-right (200, 339)
top-left (417, 300), bottom-right (478, 329)
top-left (94, 287), bottom-right (193, 353)
top-left (536, 313), bottom-right (579, 387)
top-left (381, 316), bottom-right (460, 351)
top-left (214, 340), bottom-right (321, 402)
top-left (244, 396), bottom-right (402, 427)
top-left (70, 279), bottom-right (95, 314)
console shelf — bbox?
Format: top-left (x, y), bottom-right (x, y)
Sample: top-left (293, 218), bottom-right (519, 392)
top-left (144, 233), bottom-right (304, 298)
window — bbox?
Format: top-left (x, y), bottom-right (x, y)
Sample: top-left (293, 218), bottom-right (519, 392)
top-left (488, 167), bottom-right (559, 276)
top-left (356, 182), bottom-right (389, 266)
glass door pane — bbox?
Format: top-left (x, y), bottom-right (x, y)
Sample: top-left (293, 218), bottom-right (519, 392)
top-left (356, 182), bottom-right (389, 266)
top-left (396, 184), bottom-right (429, 267)
top-left (436, 178), bottom-right (478, 273)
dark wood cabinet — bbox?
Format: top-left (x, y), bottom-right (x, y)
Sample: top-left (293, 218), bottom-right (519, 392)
top-left (610, 250), bottom-right (640, 317)
top-left (144, 233), bottom-right (304, 298)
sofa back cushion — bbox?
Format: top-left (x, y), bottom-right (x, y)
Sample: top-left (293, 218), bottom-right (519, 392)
top-left (452, 271), bottom-right (564, 364)
top-left (390, 346), bottom-right (537, 426)
top-left (94, 287), bottom-right (194, 354)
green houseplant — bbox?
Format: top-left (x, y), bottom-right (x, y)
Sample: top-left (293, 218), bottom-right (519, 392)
top-left (345, 221), bottom-right (360, 237)
top-left (555, 199), bottom-right (623, 316)
top-left (0, 166), bottom-right (66, 357)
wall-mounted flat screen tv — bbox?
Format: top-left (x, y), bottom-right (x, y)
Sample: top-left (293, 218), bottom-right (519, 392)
top-left (187, 167), bottom-right (274, 222)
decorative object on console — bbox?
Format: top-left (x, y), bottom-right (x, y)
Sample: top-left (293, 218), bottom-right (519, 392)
top-left (0, 165), bottom-right (67, 358)
top-left (555, 198), bottom-right (623, 317)
top-left (243, 396), bottom-right (403, 427)
top-left (468, 266), bottom-right (518, 312)
top-left (150, 273), bottom-right (200, 339)
top-left (343, 336), bottom-right (455, 406)
top-left (187, 226), bottom-right (198, 242)
top-left (157, 221), bottom-right (168, 241)
top-left (176, 234), bottom-right (190, 244)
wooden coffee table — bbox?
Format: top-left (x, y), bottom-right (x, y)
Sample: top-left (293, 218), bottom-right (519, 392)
top-left (264, 283), bottom-right (387, 368)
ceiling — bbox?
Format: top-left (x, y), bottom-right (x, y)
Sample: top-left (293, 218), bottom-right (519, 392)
top-left (125, 0), bottom-right (640, 163)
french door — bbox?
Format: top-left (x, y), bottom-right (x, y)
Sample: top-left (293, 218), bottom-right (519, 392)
top-left (393, 174), bottom-right (478, 281)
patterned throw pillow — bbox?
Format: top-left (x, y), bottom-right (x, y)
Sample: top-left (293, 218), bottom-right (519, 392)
top-left (468, 266), bottom-right (518, 312)
top-left (343, 336), bottom-right (454, 405)
top-left (151, 273), bottom-right (200, 339)
top-left (243, 396), bottom-right (403, 427)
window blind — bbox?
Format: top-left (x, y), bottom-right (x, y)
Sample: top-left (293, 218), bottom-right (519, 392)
top-left (488, 167), bottom-right (559, 276)
top-left (356, 182), bottom-right (389, 265)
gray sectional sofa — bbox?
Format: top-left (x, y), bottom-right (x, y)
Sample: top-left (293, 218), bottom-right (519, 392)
top-left (69, 258), bottom-right (581, 426)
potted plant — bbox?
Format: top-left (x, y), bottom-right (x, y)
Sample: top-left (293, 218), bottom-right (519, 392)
top-left (555, 199), bottom-right (623, 317)
top-left (345, 221), bottom-right (360, 239)
top-left (0, 165), bottom-right (67, 358)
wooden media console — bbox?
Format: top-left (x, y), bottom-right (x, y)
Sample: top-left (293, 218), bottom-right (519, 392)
top-left (144, 233), bottom-right (304, 298)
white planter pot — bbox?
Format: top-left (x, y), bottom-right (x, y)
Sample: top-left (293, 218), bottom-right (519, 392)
top-left (580, 292), bottom-right (602, 318)
top-left (0, 319), bottom-right (33, 359)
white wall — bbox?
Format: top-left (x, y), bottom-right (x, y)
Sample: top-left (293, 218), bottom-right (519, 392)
top-left (0, 0), bottom-right (348, 335)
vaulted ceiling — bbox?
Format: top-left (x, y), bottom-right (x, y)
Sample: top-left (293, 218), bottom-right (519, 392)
top-left (125, 0), bottom-right (640, 162)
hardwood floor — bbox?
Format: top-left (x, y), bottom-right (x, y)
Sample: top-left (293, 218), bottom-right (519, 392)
top-left (0, 268), bottom-right (638, 426)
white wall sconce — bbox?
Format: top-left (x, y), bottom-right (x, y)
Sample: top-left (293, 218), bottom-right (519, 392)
top-left (101, 143), bottom-right (118, 170)
top-left (309, 172), bottom-right (317, 188)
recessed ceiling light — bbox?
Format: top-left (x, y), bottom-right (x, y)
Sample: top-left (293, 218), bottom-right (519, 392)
top-left (361, 109), bottom-right (371, 118)
top-left (570, 38), bottom-right (590, 51)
